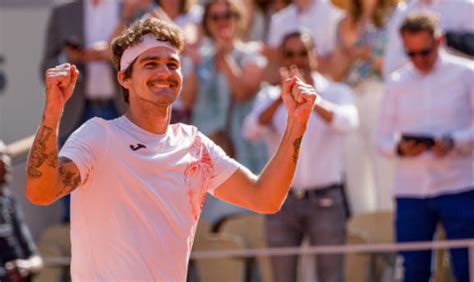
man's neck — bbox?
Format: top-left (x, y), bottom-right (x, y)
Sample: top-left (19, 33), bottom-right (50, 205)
top-left (125, 104), bottom-right (171, 135)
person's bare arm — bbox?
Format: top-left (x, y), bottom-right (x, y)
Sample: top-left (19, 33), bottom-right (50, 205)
top-left (214, 74), bottom-right (317, 214)
top-left (220, 58), bottom-right (264, 102)
top-left (25, 64), bottom-right (82, 206)
top-left (216, 39), bottom-right (265, 102)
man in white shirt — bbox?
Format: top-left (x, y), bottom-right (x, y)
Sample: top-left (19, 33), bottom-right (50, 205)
top-left (25, 18), bottom-right (318, 281)
top-left (265, 0), bottom-right (343, 76)
top-left (243, 30), bottom-right (359, 282)
top-left (376, 13), bottom-right (474, 282)
top-left (383, 0), bottom-right (474, 77)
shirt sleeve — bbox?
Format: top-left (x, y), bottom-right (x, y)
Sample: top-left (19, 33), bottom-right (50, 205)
top-left (375, 79), bottom-right (400, 157)
top-left (452, 66), bottom-right (474, 153)
top-left (198, 132), bottom-right (245, 195)
top-left (322, 85), bottom-right (359, 132)
top-left (59, 118), bottom-right (110, 187)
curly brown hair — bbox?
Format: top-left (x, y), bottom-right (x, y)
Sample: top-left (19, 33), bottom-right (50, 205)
top-left (111, 18), bottom-right (184, 103)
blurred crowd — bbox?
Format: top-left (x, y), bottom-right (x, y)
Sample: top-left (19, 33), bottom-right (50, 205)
top-left (1, 0), bottom-right (473, 281)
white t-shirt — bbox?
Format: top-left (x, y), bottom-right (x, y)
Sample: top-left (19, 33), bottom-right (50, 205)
top-left (59, 116), bottom-right (241, 281)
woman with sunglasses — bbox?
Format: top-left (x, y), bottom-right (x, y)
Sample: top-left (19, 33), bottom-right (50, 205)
top-left (189, 0), bottom-right (269, 225)
top-left (330, 0), bottom-right (398, 215)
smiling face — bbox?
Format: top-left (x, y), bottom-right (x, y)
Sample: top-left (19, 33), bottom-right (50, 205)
top-left (119, 46), bottom-right (183, 108)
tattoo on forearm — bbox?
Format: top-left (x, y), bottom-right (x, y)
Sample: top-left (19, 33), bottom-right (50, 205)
top-left (48, 154), bottom-right (58, 168)
top-left (292, 136), bottom-right (303, 164)
top-left (56, 164), bottom-right (81, 197)
top-left (27, 126), bottom-right (54, 178)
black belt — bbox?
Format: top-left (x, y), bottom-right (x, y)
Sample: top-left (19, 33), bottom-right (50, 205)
top-left (289, 183), bottom-right (342, 200)
top-left (85, 98), bottom-right (114, 107)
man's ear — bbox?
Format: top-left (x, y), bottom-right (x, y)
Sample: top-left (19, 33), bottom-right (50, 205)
top-left (117, 71), bottom-right (130, 89)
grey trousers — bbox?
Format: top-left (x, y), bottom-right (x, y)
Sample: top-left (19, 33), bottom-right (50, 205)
top-left (265, 186), bottom-right (347, 282)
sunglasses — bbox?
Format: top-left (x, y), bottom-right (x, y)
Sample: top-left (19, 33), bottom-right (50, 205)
top-left (208, 11), bottom-right (234, 22)
top-left (282, 49), bottom-right (308, 58)
top-left (405, 46), bottom-right (434, 58)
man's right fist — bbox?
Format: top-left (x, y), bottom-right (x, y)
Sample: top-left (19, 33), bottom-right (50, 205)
top-left (45, 64), bottom-right (79, 110)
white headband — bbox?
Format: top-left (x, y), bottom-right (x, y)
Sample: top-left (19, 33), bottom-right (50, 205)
top-left (120, 34), bottom-right (178, 71)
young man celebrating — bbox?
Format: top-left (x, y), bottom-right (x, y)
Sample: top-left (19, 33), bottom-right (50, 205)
top-left (25, 18), bottom-right (317, 280)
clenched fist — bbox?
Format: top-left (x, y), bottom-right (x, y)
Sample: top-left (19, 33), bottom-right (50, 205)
top-left (280, 66), bottom-right (318, 125)
top-left (44, 63), bottom-right (79, 111)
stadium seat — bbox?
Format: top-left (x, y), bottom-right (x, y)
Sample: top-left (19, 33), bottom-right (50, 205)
top-left (218, 214), bottom-right (274, 282)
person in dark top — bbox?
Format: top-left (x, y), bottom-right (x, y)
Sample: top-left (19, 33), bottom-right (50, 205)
top-left (0, 140), bottom-right (43, 282)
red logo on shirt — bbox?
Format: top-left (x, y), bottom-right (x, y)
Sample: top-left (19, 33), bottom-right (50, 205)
top-left (184, 136), bottom-right (214, 221)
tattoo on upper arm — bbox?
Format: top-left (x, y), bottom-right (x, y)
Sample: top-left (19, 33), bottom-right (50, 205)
top-left (27, 126), bottom-right (55, 178)
top-left (292, 136), bottom-right (303, 164)
top-left (56, 157), bottom-right (81, 197)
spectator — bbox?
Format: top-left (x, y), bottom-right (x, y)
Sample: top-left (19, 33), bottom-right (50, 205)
top-left (0, 141), bottom-right (43, 282)
top-left (266, 0), bottom-right (343, 76)
top-left (243, 30), bottom-right (359, 282)
top-left (190, 0), bottom-right (269, 225)
top-left (41, 0), bottom-right (128, 222)
top-left (376, 13), bottom-right (474, 282)
top-left (383, 0), bottom-right (474, 77)
top-left (331, 0), bottom-right (397, 213)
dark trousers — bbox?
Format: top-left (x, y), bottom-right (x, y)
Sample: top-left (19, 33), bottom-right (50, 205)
top-left (396, 189), bottom-right (474, 282)
top-left (265, 185), bottom-right (346, 282)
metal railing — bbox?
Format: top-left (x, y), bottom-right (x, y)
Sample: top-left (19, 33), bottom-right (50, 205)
top-left (4, 134), bottom-right (34, 163)
top-left (42, 239), bottom-right (474, 280)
